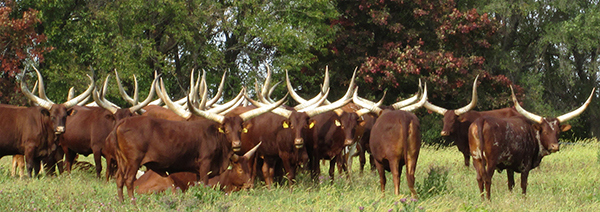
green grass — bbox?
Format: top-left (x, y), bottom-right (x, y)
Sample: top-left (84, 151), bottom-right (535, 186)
top-left (1, 139), bottom-right (600, 211)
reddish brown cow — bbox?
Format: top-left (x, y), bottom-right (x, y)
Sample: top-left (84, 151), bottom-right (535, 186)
top-left (424, 76), bottom-right (521, 167)
top-left (468, 86), bottom-right (594, 200)
top-left (58, 75), bottom-right (157, 178)
top-left (354, 82), bottom-right (427, 197)
top-left (0, 67), bottom-right (93, 178)
top-left (134, 144), bottom-right (260, 194)
top-left (113, 80), bottom-right (284, 203)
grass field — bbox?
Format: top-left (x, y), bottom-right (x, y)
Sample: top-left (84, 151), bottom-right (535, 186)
top-left (1, 139), bottom-right (599, 211)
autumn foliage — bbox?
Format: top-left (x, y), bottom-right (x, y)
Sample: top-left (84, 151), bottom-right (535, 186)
top-left (329, 0), bottom-right (514, 110)
top-left (0, 3), bottom-right (51, 104)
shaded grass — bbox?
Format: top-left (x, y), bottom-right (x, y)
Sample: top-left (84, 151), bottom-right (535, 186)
top-left (1, 139), bottom-right (599, 211)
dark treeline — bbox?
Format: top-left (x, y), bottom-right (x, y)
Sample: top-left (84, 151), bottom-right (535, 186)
top-left (1, 0), bottom-right (599, 143)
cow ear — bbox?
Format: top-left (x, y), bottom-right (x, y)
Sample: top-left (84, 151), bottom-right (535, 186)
top-left (67, 108), bottom-right (77, 116)
top-left (307, 120), bottom-right (316, 129)
top-left (532, 124), bottom-right (542, 131)
top-left (560, 124), bottom-right (572, 132)
top-left (282, 120), bottom-right (290, 129)
top-left (104, 114), bottom-right (116, 121)
top-left (458, 116), bottom-right (468, 122)
top-left (218, 126), bottom-right (225, 134)
top-left (334, 119), bottom-right (341, 127)
top-left (243, 123), bottom-right (252, 133)
top-left (40, 108), bottom-right (51, 117)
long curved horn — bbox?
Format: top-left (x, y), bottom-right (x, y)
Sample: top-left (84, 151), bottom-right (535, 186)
top-left (510, 85), bottom-right (543, 124)
top-left (129, 76), bottom-right (159, 113)
top-left (260, 65), bottom-right (272, 103)
top-left (293, 88), bottom-right (328, 110)
top-left (174, 69), bottom-right (200, 106)
top-left (239, 94), bottom-right (288, 121)
top-left (67, 87), bottom-right (75, 101)
top-left (266, 81), bottom-right (281, 103)
top-left (322, 66), bottom-right (330, 94)
top-left (286, 70), bottom-right (308, 104)
top-left (93, 75), bottom-right (119, 114)
top-left (187, 97), bottom-right (225, 123)
top-left (298, 88), bottom-right (330, 112)
top-left (206, 70), bottom-right (227, 107)
top-left (62, 74), bottom-right (95, 108)
top-left (30, 65), bottom-right (55, 104)
top-left (454, 75), bottom-right (479, 115)
top-left (352, 88), bottom-right (382, 115)
top-left (21, 69), bottom-right (53, 110)
top-left (115, 69), bottom-right (137, 105)
top-left (197, 76), bottom-right (208, 110)
top-left (160, 78), bottom-right (192, 119)
top-left (556, 87), bottom-right (595, 123)
top-left (305, 98), bottom-right (352, 117)
top-left (399, 82), bottom-right (428, 112)
top-left (391, 79), bottom-right (421, 109)
top-left (93, 89), bottom-right (118, 114)
top-left (217, 94), bottom-right (246, 116)
top-left (207, 88), bottom-right (244, 114)
top-left (243, 142), bottom-right (262, 159)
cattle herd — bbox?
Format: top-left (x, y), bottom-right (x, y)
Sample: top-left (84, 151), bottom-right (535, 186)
top-left (0, 65), bottom-right (595, 203)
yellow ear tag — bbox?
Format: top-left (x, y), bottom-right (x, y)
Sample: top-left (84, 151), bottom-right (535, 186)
top-left (335, 120), bottom-right (341, 127)
top-left (218, 127), bottom-right (225, 133)
top-left (242, 128), bottom-right (248, 133)
top-left (309, 122), bottom-right (315, 129)
top-left (282, 122), bottom-right (289, 129)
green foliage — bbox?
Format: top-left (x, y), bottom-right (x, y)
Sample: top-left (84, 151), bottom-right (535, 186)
top-left (416, 165), bottom-right (450, 199)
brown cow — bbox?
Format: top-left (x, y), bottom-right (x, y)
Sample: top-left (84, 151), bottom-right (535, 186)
top-left (424, 76), bottom-right (521, 167)
top-left (58, 74), bottom-right (157, 178)
top-left (134, 143), bottom-right (260, 194)
top-left (0, 67), bottom-right (93, 178)
top-left (468, 86), bottom-right (594, 200)
top-left (354, 82), bottom-right (427, 197)
top-left (113, 79), bottom-right (285, 203)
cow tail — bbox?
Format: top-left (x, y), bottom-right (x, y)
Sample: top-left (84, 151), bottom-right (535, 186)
top-left (469, 119), bottom-right (485, 164)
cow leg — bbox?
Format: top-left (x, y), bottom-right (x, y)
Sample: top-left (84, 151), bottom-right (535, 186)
top-left (124, 167), bottom-right (137, 205)
top-left (280, 155), bottom-right (297, 186)
top-left (11, 155), bottom-right (25, 179)
top-left (369, 154), bottom-right (376, 171)
top-left (484, 162), bottom-right (496, 200)
top-left (375, 160), bottom-right (386, 194)
top-left (262, 160), bottom-right (275, 189)
top-left (358, 146), bottom-right (366, 174)
top-left (116, 168), bottom-right (125, 202)
top-left (63, 148), bottom-right (77, 174)
top-left (92, 147), bottom-right (103, 178)
top-left (405, 159), bottom-right (418, 198)
top-left (457, 142), bottom-right (471, 167)
top-left (520, 171), bottom-right (529, 195)
top-left (388, 159), bottom-right (402, 196)
top-left (472, 158), bottom-right (486, 200)
top-left (507, 170), bottom-right (515, 192)
top-left (329, 158), bottom-right (336, 183)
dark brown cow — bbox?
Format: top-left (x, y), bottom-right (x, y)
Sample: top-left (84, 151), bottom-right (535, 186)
top-left (58, 75), bottom-right (157, 178)
top-left (134, 143), bottom-right (260, 194)
top-left (0, 67), bottom-right (93, 178)
top-left (114, 80), bottom-right (284, 203)
top-left (468, 86), bottom-right (594, 200)
top-left (424, 76), bottom-right (521, 167)
top-left (353, 82), bottom-right (427, 197)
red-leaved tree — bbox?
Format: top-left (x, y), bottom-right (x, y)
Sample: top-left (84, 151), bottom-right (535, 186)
top-left (0, 2), bottom-right (51, 105)
top-left (320, 0), bottom-right (517, 110)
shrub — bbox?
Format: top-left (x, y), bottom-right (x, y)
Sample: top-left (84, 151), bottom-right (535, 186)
top-left (416, 165), bottom-right (449, 199)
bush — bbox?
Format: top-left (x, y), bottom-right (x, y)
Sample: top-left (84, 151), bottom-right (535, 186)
top-left (416, 165), bottom-right (449, 199)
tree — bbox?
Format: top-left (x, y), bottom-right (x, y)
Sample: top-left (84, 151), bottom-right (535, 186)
top-left (0, 2), bottom-right (51, 105)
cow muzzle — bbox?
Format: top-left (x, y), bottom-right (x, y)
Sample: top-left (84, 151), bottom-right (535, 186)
top-left (55, 126), bottom-right (65, 134)
top-left (294, 138), bottom-right (304, 149)
top-left (344, 139), bottom-right (354, 146)
top-left (232, 140), bottom-right (242, 152)
top-left (549, 143), bottom-right (560, 153)
top-left (440, 131), bottom-right (450, 136)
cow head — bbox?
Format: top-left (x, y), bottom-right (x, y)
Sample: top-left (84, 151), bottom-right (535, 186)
top-left (284, 112), bottom-right (315, 149)
top-left (424, 75), bottom-right (478, 137)
top-left (511, 86), bottom-right (594, 154)
top-left (227, 142), bottom-right (261, 191)
top-left (21, 65), bottom-right (95, 134)
top-left (335, 111), bottom-right (360, 146)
